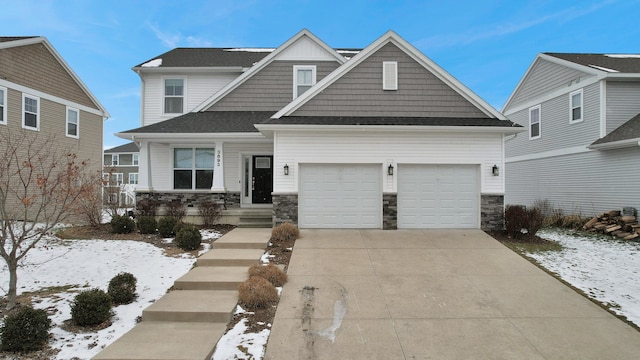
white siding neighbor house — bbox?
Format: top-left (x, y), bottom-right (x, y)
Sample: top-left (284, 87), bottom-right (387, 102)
top-left (503, 53), bottom-right (640, 216)
top-left (118, 29), bottom-right (522, 230)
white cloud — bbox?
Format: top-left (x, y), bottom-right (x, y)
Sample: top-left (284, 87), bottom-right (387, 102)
top-left (147, 22), bottom-right (212, 48)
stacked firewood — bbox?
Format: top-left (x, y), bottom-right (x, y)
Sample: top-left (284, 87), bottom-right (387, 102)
top-left (583, 210), bottom-right (640, 240)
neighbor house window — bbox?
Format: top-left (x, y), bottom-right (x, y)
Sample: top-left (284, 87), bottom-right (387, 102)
top-left (173, 147), bottom-right (214, 190)
top-left (293, 65), bottom-right (316, 98)
top-left (110, 173), bottom-right (124, 186)
top-left (383, 61), bottom-right (398, 90)
top-left (529, 105), bottom-right (541, 139)
top-left (132, 154), bottom-right (139, 166)
top-left (128, 173), bottom-right (139, 185)
top-left (66, 106), bottom-right (79, 138)
top-left (23, 94), bottom-right (39, 130)
top-left (164, 78), bottom-right (184, 114)
top-left (570, 89), bottom-right (583, 123)
top-left (111, 154), bottom-right (119, 166)
top-left (0, 87), bottom-right (6, 125)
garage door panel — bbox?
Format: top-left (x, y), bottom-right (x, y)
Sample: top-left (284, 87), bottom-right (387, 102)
top-left (300, 164), bottom-right (382, 228)
top-left (398, 164), bottom-right (479, 229)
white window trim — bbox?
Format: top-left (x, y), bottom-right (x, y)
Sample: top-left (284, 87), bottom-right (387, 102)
top-left (383, 61), bottom-right (398, 90)
top-left (0, 86), bottom-right (6, 125)
top-left (22, 93), bottom-right (40, 131)
top-left (529, 105), bottom-right (541, 140)
top-left (569, 89), bottom-right (583, 124)
top-left (172, 147), bottom-right (215, 190)
top-left (111, 154), bottom-right (119, 166)
top-left (293, 65), bottom-right (316, 99)
top-left (110, 173), bottom-right (124, 186)
top-left (128, 173), bottom-right (139, 185)
top-left (66, 106), bottom-right (79, 138)
top-left (132, 153), bottom-right (139, 166)
top-left (162, 77), bottom-right (186, 116)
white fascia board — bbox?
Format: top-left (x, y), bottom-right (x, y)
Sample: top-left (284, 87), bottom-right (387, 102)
top-left (132, 66), bottom-right (245, 74)
top-left (192, 29), bottom-right (346, 112)
top-left (255, 124), bottom-right (525, 134)
top-left (0, 36), bottom-right (44, 49)
top-left (503, 76), bottom-right (601, 116)
top-left (587, 138), bottom-right (640, 150)
top-left (116, 132), bottom-right (266, 141)
top-left (603, 73), bottom-right (640, 80)
top-left (273, 30), bottom-right (506, 120)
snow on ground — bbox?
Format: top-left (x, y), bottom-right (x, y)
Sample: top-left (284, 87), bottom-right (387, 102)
top-left (531, 228), bottom-right (640, 327)
top-left (212, 306), bottom-right (270, 360)
top-left (0, 228), bottom-right (221, 359)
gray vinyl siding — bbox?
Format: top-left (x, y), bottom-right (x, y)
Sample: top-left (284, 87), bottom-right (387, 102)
top-left (507, 58), bottom-right (592, 110)
top-left (291, 43), bottom-right (488, 118)
top-left (505, 82), bottom-right (601, 157)
top-left (207, 61), bottom-right (340, 112)
top-left (505, 147), bottom-right (640, 216)
top-left (606, 81), bottom-right (640, 134)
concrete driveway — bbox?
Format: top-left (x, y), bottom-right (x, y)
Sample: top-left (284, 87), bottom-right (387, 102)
top-left (265, 229), bottom-right (640, 359)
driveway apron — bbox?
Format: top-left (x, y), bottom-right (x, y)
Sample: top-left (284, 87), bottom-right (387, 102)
top-left (265, 229), bottom-right (640, 360)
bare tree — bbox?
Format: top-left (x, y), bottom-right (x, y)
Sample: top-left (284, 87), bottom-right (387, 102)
top-left (0, 131), bottom-right (92, 310)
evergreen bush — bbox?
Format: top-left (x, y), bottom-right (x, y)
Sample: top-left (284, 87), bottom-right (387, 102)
top-left (110, 214), bottom-right (135, 234)
top-left (108, 272), bottom-right (137, 305)
top-left (0, 306), bottom-right (51, 352)
top-left (157, 217), bottom-right (178, 238)
top-left (136, 216), bottom-right (157, 234)
top-left (70, 289), bottom-right (112, 326)
top-left (174, 225), bottom-right (202, 251)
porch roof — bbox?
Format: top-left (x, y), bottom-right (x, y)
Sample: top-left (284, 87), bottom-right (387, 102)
top-left (120, 111), bottom-right (275, 134)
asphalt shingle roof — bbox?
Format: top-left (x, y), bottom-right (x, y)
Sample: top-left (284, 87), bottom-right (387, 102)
top-left (0, 36), bottom-right (37, 43)
top-left (546, 53), bottom-right (640, 73)
top-left (591, 113), bottom-right (640, 146)
top-left (120, 111), bottom-right (275, 134)
top-left (104, 142), bottom-right (140, 153)
top-left (265, 116), bottom-right (520, 127)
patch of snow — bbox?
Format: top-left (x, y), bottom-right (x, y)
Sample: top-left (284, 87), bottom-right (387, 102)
top-left (588, 64), bottom-right (619, 72)
top-left (211, 318), bottom-right (270, 360)
top-left (605, 54), bottom-right (640, 58)
top-left (200, 229), bottom-right (222, 241)
top-left (531, 228), bottom-right (640, 327)
top-left (141, 58), bottom-right (162, 67)
top-left (0, 235), bottom-right (194, 359)
top-left (260, 252), bottom-right (274, 264)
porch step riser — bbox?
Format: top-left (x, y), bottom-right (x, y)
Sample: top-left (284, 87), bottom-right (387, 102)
top-left (173, 281), bottom-right (243, 291)
top-left (237, 223), bottom-right (272, 228)
top-left (142, 311), bottom-right (232, 323)
top-left (197, 258), bottom-right (261, 266)
top-left (211, 243), bottom-right (266, 249)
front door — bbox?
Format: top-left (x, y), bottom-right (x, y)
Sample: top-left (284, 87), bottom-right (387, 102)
top-left (252, 155), bottom-right (273, 204)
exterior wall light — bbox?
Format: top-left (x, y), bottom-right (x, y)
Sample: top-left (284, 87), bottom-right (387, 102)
top-left (492, 164), bottom-right (499, 176)
top-left (388, 164), bottom-right (394, 176)
top-left (284, 164), bottom-right (289, 176)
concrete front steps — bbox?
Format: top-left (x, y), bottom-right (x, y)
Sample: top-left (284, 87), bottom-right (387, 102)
top-left (93, 228), bottom-right (272, 360)
top-left (237, 208), bottom-right (272, 228)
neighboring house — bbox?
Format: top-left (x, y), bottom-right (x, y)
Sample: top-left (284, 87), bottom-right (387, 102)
top-left (118, 29), bottom-right (521, 230)
top-left (503, 53), bottom-right (640, 215)
top-left (104, 141), bottom-right (140, 186)
top-left (0, 36), bottom-right (109, 214)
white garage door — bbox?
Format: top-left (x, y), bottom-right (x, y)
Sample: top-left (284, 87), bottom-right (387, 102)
top-left (398, 164), bottom-right (479, 229)
top-left (299, 164), bottom-right (381, 228)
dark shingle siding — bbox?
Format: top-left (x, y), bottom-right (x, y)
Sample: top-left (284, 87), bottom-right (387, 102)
top-left (546, 53), bottom-right (640, 73)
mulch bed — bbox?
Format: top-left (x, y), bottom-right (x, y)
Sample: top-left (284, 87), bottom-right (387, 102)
top-left (487, 230), bottom-right (556, 245)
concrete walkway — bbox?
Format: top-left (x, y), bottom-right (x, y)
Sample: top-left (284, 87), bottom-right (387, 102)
top-left (93, 228), bottom-right (271, 360)
top-left (265, 229), bottom-right (640, 359)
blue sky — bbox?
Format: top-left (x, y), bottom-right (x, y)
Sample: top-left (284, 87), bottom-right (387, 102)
top-left (1, 0), bottom-right (638, 149)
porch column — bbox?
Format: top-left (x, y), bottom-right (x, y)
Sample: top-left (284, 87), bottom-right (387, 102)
top-left (137, 140), bottom-right (153, 191)
top-left (211, 141), bottom-right (225, 191)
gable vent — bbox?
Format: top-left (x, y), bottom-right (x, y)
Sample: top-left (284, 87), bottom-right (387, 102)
top-left (383, 61), bottom-right (398, 90)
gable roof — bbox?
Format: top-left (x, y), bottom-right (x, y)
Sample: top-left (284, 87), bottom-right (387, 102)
top-left (589, 113), bottom-right (640, 150)
top-left (271, 30), bottom-right (507, 121)
top-left (0, 36), bottom-right (110, 118)
top-left (546, 53), bottom-right (640, 73)
top-left (192, 29), bottom-right (348, 112)
top-left (104, 142), bottom-right (140, 153)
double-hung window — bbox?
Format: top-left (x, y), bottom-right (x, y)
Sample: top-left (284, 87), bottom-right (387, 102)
top-left (66, 107), bottom-right (79, 138)
top-left (128, 173), bottom-right (139, 185)
top-left (164, 78), bottom-right (184, 114)
top-left (173, 148), bottom-right (214, 190)
top-left (293, 66), bottom-right (316, 98)
top-left (111, 154), bottom-right (119, 166)
top-left (0, 86), bottom-right (6, 125)
top-left (529, 105), bottom-right (541, 139)
top-left (23, 94), bottom-right (39, 130)
top-left (570, 89), bottom-right (583, 123)
top-left (132, 154), bottom-right (139, 166)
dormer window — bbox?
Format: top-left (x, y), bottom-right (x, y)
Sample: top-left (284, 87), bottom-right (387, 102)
top-left (293, 65), bottom-right (316, 99)
top-left (164, 78), bottom-right (184, 114)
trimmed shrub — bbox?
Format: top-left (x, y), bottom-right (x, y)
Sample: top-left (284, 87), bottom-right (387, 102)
top-left (108, 272), bottom-right (137, 305)
top-left (165, 201), bottom-right (186, 221)
top-left (136, 198), bottom-right (159, 217)
top-left (505, 205), bottom-right (545, 238)
top-left (137, 216), bottom-right (157, 234)
top-left (271, 222), bottom-right (299, 242)
top-left (172, 221), bottom-right (189, 235)
top-left (174, 225), bottom-right (202, 251)
top-left (0, 306), bottom-right (51, 352)
top-left (158, 217), bottom-right (178, 238)
top-left (110, 214), bottom-right (135, 234)
top-left (238, 276), bottom-right (279, 309)
top-left (248, 263), bottom-right (288, 287)
top-left (71, 289), bottom-right (113, 326)
top-left (198, 200), bottom-right (222, 227)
